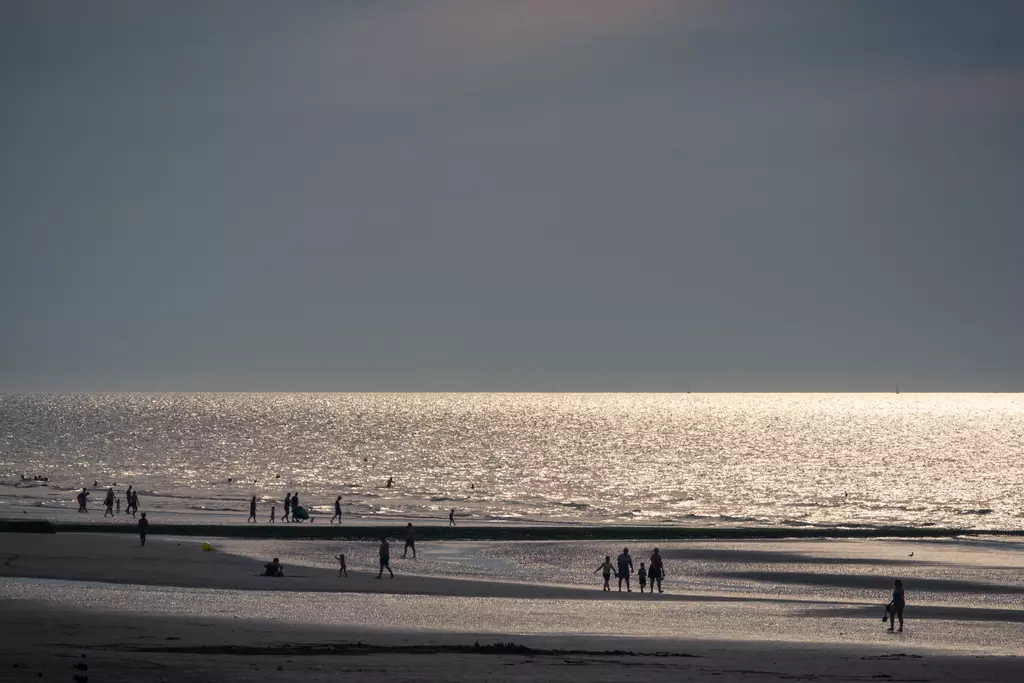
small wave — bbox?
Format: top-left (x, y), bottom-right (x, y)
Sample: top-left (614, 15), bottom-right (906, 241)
top-left (958, 508), bottom-right (993, 515)
top-left (556, 502), bottom-right (590, 509)
top-left (188, 505), bottom-right (239, 512)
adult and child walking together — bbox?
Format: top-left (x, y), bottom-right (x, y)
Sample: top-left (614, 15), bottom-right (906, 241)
top-left (595, 548), bottom-right (664, 593)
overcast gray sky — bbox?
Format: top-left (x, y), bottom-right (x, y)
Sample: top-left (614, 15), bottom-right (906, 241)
top-left (1, 0), bottom-right (1021, 391)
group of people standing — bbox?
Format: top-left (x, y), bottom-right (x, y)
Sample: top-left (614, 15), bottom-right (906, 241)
top-left (248, 492), bottom-right (343, 523)
top-left (77, 485), bottom-right (139, 518)
top-left (595, 547), bottom-right (665, 594)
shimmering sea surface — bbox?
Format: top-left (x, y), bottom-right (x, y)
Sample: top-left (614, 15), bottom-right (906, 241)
top-left (1, 393), bottom-right (1021, 529)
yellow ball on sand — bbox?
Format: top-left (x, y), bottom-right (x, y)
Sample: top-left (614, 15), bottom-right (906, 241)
top-left (201, 542), bottom-right (214, 552)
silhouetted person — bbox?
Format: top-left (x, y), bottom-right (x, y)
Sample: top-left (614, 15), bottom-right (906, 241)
top-left (264, 557), bottom-right (283, 577)
top-left (283, 493), bottom-right (292, 522)
top-left (449, 509), bottom-right (456, 526)
top-left (617, 548), bottom-right (634, 592)
top-left (638, 562), bottom-right (648, 593)
top-left (104, 488), bottom-right (115, 518)
top-left (138, 512), bottom-right (148, 546)
top-left (333, 553), bottom-right (347, 577)
top-left (331, 496), bottom-right (342, 524)
top-left (124, 486), bottom-right (133, 514)
top-left (116, 498), bottom-right (121, 514)
top-left (649, 548), bottom-right (664, 593)
top-left (376, 537), bottom-right (394, 579)
top-left (886, 579), bottom-right (905, 632)
top-left (385, 476), bottom-right (393, 488)
top-left (595, 555), bottom-right (617, 591)
top-left (248, 496), bottom-right (257, 523)
top-left (130, 490), bottom-right (139, 518)
top-left (269, 506), bottom-right (276, 523)
top-left (291, 492), bottom-right (299, 510)
top-left (402, 523), bottom-right (416, 558)
top-left (77, 488), bottom-right (89, 512)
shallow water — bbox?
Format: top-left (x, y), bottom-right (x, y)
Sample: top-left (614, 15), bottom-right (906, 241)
top-left (2, 393), bottom-right (1022, 529)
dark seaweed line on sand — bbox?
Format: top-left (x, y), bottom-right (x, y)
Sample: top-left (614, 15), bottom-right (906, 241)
top-left (3, 520), bottom-right (1023, 541)
top-left (112, 641), bottom-right (700, 659)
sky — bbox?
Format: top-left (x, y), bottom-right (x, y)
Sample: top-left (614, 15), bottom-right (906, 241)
top-left (1, 0), bottom-right (1022, 392)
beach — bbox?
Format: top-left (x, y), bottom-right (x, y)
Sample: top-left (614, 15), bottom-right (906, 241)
top-left (1, 528), bottom-right (1022, 681)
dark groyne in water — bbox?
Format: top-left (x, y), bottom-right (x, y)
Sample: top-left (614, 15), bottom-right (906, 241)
top-left (1, 520), bottom-right (1021, 541)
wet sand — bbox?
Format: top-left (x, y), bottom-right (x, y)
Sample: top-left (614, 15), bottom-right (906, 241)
top-left (1, 532), bottom-right (1022, 681)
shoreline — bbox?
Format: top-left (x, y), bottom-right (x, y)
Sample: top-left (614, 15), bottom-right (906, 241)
top-left (3, 518), bottom-right (1023, 541)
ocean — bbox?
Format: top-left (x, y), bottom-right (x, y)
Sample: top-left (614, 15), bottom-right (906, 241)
top-left (1, 393), bottom-right (1021, 530)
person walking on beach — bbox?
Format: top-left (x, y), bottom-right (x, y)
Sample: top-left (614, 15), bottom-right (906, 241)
top-left (291, 492), bottom-right (300, 510)
top-left (886, 579), bottom-right (906, 632)
top-left (104, 488), bottom-right (115, 518)
top-left (402, 523), bottom-right (416, 558)
top-left (649, 548), bottom-right (664, 593)
top-left (124, 486), bottom-right (133, 514)
top-left (77, 488), bottom-right (90, 512)
top-left (448, 509), bottom-right (456, 526)
top-left (333, 553), bottom-right (347, 577)
top-left (617, 548), bottom-right (634, 592)
top-left (376, 537), bottom-right (394, 579)
top-left (138, 512), bottom-right (148, 546)
top-left (283, 493), bottom-right (292, 522)
top-left (331, 496), bottom-right (342, 524)
top-left (248, 496), bottom-right (257, 523)
top-left (130, 489), bottom-right (139, 518)
top-left (638, 562), bottom-right (648, 593)
top-left (269, 506), bottom-right (276, 523)
top-left (595, 555), bottom-right (617, 591)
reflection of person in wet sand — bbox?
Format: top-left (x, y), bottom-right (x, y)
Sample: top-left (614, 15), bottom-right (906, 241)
top-left (264, 558), bottom-right (284, 577)
top-left (376, 537), bottom-right (394, 579)
top-left (595, 555), bottom-right (617, 591)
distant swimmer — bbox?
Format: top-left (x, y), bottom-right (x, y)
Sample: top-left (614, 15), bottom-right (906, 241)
top-left (93, 480), bottom-right (98, 487)
top-left (595, 555), bottom-right (617, 591)
top-left (138, 512), bottom-right (148, 546)
top-left (638, 562), bottom-right (648, 593)
top-left (248, 495), bottom-right (257, 523)
top-left (103, 488), bottom-right (115, 518)
top-left (470, 484), bottom-right (475, 490)
top-left (649, 548), bottom-right (665, 593)
top-left (376, 537), bottom-right (394, 579)
top-left (77, 488), bottom-right (90, 513)
top-left (331, 496), bottom-right (343, 524)
top-left (617, 548), bottom-right (634, 592)
top-left (449, 508), bottom-right (456, 526)
top-left (402, 522), bottom-right (416, 559)
top-left (885, 579), bottom-right (906, 632)
top-left (264, 557), bottom-right (284, 577)
top-left (333, 553), bottom-right (348, 577)
top-left (283, 493), bottom-right (292, 522)
top-left (385, 476), bottom-right (394, 489)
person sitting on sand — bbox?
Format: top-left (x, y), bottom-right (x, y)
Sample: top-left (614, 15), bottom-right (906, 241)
top-left (638, 562), bottom-right (648, 593)
top-left (333, 553), bottom-right (347, 577)
top-left (649, 548), bottom-right (664, 593)
top-left (595, 555), bottom-right (617, 591)
top-left (264, 558), bottom-right (284, 577)
top-left (886, 579), bottom-right (905, 632)
top-left (376, 537), bottom-right (394, 579)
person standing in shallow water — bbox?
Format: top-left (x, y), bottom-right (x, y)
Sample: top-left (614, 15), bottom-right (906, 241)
top-left (595, 555), bottom-right (617, 591)
top-left (248, 496), bottom-right (257, 523)
top-left (402, 522), bottom-right (416, 558)
top-left (649, 547), bottom-right (665, 593)
top-left (283, 493), bottom-right (291, 522)
top-left (886, 579), bottom-right (906, 632)
top-left (138, 512), bottom-right (148, 546)
top-left (331, 496), bottom-right (342, 524)
top-left (376, 537), bottom-right (394, 579)
top-left (617, 548), bottom-right (634, 592)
